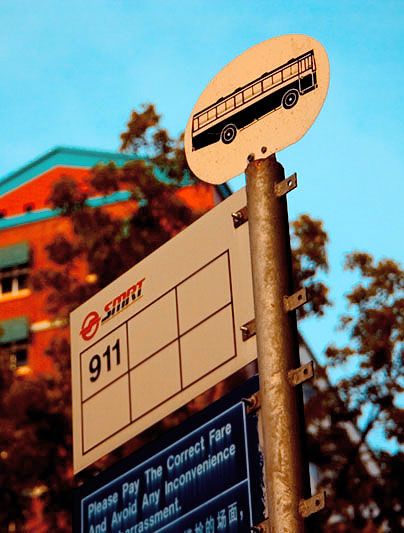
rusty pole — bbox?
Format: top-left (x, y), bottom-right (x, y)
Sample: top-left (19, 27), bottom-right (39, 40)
top-left (246, 154), bottom-right (309, 532)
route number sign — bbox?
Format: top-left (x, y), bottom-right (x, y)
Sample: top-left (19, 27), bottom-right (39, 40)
top-left (71, 187), bottom-right (257, 473)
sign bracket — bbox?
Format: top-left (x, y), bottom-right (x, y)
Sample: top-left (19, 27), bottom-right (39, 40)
top-left (231, 206), bottom-right (248, 228)
top-left (242, 392), bottom-right (261, 414)
top-left (298, 490), bottom-right (327, 518)
top-left (240, 318), bottom-right (256, 341)
top-left (274, 172), bottom-right (298, 197)
top-left (288, 361), bottom-right (315, 386)
top-left (251, 520), bottom-right (270, 532)
top-left (284, 287), bottom-right (308, 312)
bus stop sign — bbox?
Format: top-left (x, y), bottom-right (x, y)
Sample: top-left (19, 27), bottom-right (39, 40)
top-left (185, 34), bottom-right (329, 184)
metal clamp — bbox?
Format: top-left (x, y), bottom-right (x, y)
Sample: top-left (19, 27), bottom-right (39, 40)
top-left (231, 206), bottom-right (248, 228)
top-left (250, 519), bottom-right (269, 532)
top-left (242, 392), bottom-right (261, 414)
top-left (284, 288), bottom-right (308, 312)
top-left (274, 173), bottom-right (297, 197)
top-left (288, 361), bottom-right (314, 386)
top-left (299, 491), bottom-right (326, 518)
top-left (240, 318), bottom-right (256, 341)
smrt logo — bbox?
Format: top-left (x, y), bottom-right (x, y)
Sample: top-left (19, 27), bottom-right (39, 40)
top-left (79, 277), bottom-right (145, 341)
top-left (80, 311), bottom-right (101, 341)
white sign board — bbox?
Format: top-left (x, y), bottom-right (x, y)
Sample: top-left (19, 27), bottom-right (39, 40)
top-left (185, 34), bottom-right (329, 184)
top-left (71, 187), bottom-right (256, 473)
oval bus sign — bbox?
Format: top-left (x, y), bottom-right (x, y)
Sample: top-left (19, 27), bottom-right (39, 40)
top-left (185, 34), bottom-right (329, 184)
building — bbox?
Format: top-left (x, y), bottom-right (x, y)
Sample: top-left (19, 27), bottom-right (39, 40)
top-left (0, 146), bottom-right (229, 375)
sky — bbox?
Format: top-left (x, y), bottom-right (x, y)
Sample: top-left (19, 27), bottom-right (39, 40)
top-left (1, 1), bottom-right (403, 449)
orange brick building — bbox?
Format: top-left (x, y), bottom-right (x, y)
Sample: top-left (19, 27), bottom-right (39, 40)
top-left (0, 146), bottom-right (229, 375)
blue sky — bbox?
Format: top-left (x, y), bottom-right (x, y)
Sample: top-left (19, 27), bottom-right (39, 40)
top-left (1, 1), bottom-right (403, 448)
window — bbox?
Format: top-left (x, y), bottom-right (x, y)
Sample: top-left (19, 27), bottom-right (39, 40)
top-left (2, 342), bottom-right (28, 370)
top-left (225, 97), bottom-right (235, 111)
top-left (273, 72), bottom-right (282, 84)
top-left (283, 67), bottom-right (292, 80)
top-left (195, 113), bottom-right (208, 130)
top-left (300, 56), bottom-right (312, 72)
top-left (24, 203), bottom-right (35, 212)
top-left (207, 109), bottom-right (216, 121)
top-left (253, 82), bottom-right (262, 96)
top-left (243, 86), bottom-right (254, 102)
top-left (0, 242), bottom-right (30, 298)
top-left (235, 93), bottom-right (243, 106)
top-left (263, 76), bottom-right (274, 90)
top-left (0, 266), bottom-right (29, 295)
top-left (0, 317), bottom-right (29, 370)
top-left (217, 102), bottom-right (226, 116)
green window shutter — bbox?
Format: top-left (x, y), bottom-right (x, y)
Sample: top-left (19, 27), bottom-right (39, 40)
top-left (0, 242), bottom-right (30, 270)
top-left (0, 317), bottom-right (29, 344)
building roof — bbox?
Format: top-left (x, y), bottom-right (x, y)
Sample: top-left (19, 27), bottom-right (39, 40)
top-left (0, 146), bottom-right (231, 230)
top-left (0, 145), bottom-right (231, 196)
top-left (0, 146), bottom-right (135, 196)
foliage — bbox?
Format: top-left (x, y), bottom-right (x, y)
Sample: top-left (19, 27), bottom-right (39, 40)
top-left (291, 213), bottom-right (330, 319)
top-left (308, 253), bottom-right (404, 531)
top-left (0, 104), bottom-right (402, 531)
top-left (0, 339), bottom-right (72, 531)
top-left (33, 104), bottom-right (200, 316)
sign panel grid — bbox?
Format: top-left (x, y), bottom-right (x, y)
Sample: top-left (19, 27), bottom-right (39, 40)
top-left (71, 186), bottom-right (257, 472)
top-left (79, 251), bottom-right (237, 456)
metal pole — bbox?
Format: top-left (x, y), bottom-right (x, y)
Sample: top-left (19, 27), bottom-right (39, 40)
top-left (246, 154), bottom-right (309, 532)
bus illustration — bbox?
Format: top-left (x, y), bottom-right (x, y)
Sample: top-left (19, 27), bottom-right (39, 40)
top-left (191, 50), bottom-right (317, 151)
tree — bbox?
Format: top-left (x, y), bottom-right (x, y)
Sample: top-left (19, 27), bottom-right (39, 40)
top-left (0, 105), bottom-right (215, 532)
top-left (35, 104), bottom-right (200, 307)
top-left (0, 104), bottom-right (402, 531)
top-left (305, 253), bottom-right (404, 531)
top-left (0, 339), bottom-right (72, 532)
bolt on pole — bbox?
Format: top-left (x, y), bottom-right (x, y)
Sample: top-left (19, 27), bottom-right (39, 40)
top-left (245, 154), bottom-right (310, 532)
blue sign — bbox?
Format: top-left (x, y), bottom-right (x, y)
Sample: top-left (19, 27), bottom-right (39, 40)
top-left (74, 376), bottom-right (264, 532)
